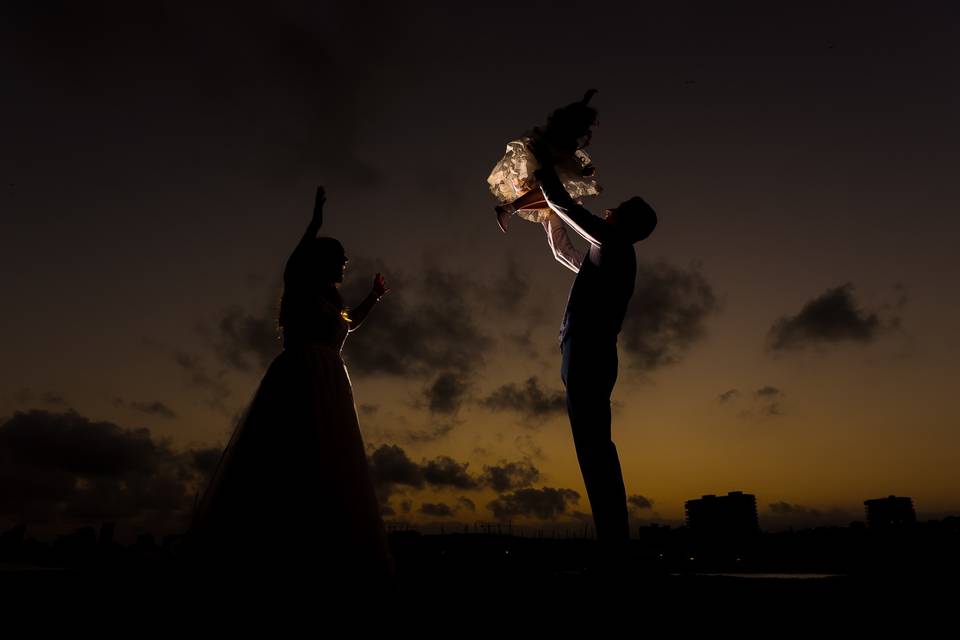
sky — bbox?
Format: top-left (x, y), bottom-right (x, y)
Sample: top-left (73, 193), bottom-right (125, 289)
top-left (2, 1), bottom-right (959, 542)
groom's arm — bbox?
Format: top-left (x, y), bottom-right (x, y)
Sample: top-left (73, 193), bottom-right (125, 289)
top-left (534, 163), bottom-right (613, 249)
top-left (542, 211), bottom-right (584, 274)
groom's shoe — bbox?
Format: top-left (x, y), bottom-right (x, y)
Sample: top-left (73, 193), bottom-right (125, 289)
top-left (495, 204), bottom-right (515, 233)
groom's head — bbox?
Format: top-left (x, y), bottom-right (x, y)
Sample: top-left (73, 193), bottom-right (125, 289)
top-left (605, 197), bottom-right (657, 243)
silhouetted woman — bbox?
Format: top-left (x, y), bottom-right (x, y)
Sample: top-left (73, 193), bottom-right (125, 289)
top-left (182, 186), bottom-right (395, 583)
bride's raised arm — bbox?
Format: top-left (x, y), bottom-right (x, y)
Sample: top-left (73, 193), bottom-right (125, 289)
top-left (300, 186), bottom-right (326, 249)
top-left (285, 186), bottom-right (326, 279)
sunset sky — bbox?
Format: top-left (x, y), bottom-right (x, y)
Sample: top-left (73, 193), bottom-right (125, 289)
top-left (3, 2), bottom-right (959, 542)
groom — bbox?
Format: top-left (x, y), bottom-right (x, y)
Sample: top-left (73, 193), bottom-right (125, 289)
top-left (532, 147), bottom-right (657, 569)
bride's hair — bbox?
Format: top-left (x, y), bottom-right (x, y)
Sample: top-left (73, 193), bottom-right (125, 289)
top-left (542, 89), bottom-right (599, 153)
top-left (278, 236), bottom-right (346, 331)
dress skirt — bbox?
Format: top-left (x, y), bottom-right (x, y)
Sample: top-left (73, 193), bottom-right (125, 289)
top-left (182, 342), bottom-right (393, 580)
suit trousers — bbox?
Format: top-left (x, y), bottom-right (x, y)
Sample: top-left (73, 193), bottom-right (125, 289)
top-left (561, 333), bottom-right (629, 550)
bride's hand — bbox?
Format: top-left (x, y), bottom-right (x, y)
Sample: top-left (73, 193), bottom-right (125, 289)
top-left (372, 273), bottom-right (390, 299)
top-left (312, 186), bottom-right (326, 226)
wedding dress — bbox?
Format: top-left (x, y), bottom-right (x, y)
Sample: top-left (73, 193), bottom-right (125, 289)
top-left (183, 287), bottom-right (393, 580)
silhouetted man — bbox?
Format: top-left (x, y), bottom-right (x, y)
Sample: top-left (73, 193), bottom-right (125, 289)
top-left (533, 152), bottom-right (657, 570)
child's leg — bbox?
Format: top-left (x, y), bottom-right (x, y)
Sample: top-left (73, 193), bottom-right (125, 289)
top-left (496, 183), bottom-right (548, 234)
top-left (508, 185), bottom-right (548, 211)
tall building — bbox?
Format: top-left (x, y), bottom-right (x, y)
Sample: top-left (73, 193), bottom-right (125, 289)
top-left (684, 491), bottom-right (760, 538)
top-left (864, 495), bottom-right (916, 529)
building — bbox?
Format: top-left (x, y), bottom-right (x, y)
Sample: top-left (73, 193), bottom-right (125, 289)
top-left (864, 495), bottom-right (916, 529)
top-left (684, 491), bottom-right (760, 538)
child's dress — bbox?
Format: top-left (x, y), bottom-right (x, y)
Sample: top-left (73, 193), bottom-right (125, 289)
top-left (487, 131), bottom-right (601, 224)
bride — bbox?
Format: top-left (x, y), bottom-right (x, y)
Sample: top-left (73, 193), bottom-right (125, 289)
top-left (181, 186), bottom-right (395, 582)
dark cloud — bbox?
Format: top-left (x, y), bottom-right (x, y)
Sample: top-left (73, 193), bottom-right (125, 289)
top-left (769, 501), bottom-right (822, 517)
top-left (367, 445), bottom-right (480, 498)
top-left (342, 263), bottom-right (492, 379)
top-left (753, 386), bottom-right (784, 416)
top-left (486, 487), bottom-right (580, 521)
top-left (766, 283), bottom-right (899, 353)
top-left (403, 423), bottom-right (456, 444)
top-left (457, 496), bottom-right (476, 512)
top-left (359, 404), bottom-right (379, 416)
top-left (514, 435), bottom-right (546, 461)
top-left (113, 398), bottom-right (178, 420)
top-left (419, 502), bottom-right (456, 517)
top-left (14, 389), bottom-right (68, 408)
top-left (628, 494), bottom-right (654, 510)
top-left (718, 389), bottom-right (739, 403)
top-left (201, 299), bottom-right (281, 373)
top-left (491, 258), bottom-right (530, 313)
top-left (368, 445), bottom-right (425, 496)
top-left (481, 459), bottom-right (541, 493)
top-left (480, 377), bottom-right (566, 422)
top-left (399, 499), bottom-right (413, 514)
top-left (421, 456), bottom-right (480, 490)
top-left (0, 409), bottom-right (216, 536)
top-left (141, 337), bottom-right (233, 414)
top-left (619, 259), bottom-right (720, 371)
top-left (423, 372), bottom-right (470, 415)
top-left (171, 350), bottom-right (233, 413)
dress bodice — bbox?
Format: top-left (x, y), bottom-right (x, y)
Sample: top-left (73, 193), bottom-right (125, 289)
top-left (280, 287), bottom-right (349, 352)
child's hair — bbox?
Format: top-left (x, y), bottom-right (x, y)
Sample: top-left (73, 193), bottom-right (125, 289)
top-left (542, 89), bottom-right (599, 153)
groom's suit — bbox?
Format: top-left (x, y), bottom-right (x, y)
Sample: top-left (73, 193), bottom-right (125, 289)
top-left (538, 168), bottom-right (636, 550)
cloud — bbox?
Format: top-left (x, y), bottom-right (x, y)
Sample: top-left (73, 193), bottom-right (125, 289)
top-left (619, 259), bottom-right (720, 371)
top-left (359, 404), bottom-right (379, 416)
top-left (480, 459), bottom-right (541, 493)
top-left (766, 283), bottom-right (900, 353)
top-left (769, 501), bottom-right (821, 517)
top-left (140, 337), bottom-right (234, 415)
top-left (486, 487), bottom-right (581, 520)
top-left (480, 377), bottom-right (566, 422)
top-left (753, 386), bottom-right (785, 416)
top-left (718, 389), bottom-right (739, 403)
top-left (113, 398), bottom-right (177, 420)
top-left (0, 409), bottom-right (217, 536)
top-left (754, 386), bottom-right (781, 398)
top-left (421, 456), bottom-right (480, 490)
top-left (457, 497), bottom-right (476, 512)
top-left (367, 445), bottom-right (481, 498)
top-left (762, 502), bottom-right (861, 531)
top-left (423, 372), bottom-right (470, 415)
top-left (342, 263), bottom-right (492, 379)
top-left (200, 299), bottom-right (281, 373)
top-left (419, 502), bottom-right (456, 517)
top-left (628, 494), bottom-right (654, 510)
top-left (491, 258), bottom-right (530, 313)
top-left (514, 435), bottom-right (546, 461)
top-left (368, 445), bottom-right (425, 496)
top-left (14, 389), bottom-right (69, 408)
top-left (403, 423), bottom-right (456, 444)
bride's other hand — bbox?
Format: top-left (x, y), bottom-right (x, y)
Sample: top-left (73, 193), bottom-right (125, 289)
top-left (372, 273), bottom-right (390, 299)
